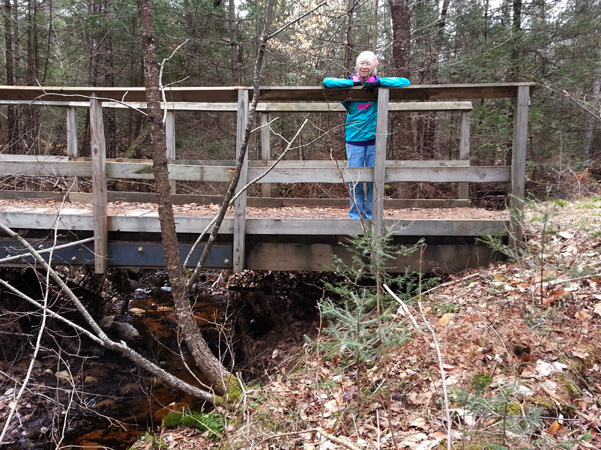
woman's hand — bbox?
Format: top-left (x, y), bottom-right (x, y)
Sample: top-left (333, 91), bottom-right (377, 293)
top-left (362, 80), bottom-right (381, 92)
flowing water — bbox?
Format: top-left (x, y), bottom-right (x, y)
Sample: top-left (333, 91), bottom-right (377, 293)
top-left (65, 290), bottom-right (226, 450)
top-left (2, 270), bottom-right (321, 450)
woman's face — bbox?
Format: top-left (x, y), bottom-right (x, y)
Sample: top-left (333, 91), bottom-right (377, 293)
top-left (357, 60), bottom-right (374, 80)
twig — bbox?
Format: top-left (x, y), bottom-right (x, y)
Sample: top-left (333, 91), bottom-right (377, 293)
top-left (158, 39), bottom-right (189, 124)
top-left (0, 236), bottom-right (94, 264)
top-left (183, 118), bottom-right (308, 269)
top-left (418, 302), bottom-right (453, 450)
top-left (410, 272), bottom-right (481, 302)
top-left (383, 283), bottom-right (423, 333)
top-left (316, 428), bottom-right (363, 450)
top-left (542, 82), bottom-right (601, 122)
top-left (33, 81), bottom-right (147, 115)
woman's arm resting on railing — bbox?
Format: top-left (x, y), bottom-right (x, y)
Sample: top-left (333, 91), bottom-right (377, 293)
top-left (322, 77), bottom-right (359, 88)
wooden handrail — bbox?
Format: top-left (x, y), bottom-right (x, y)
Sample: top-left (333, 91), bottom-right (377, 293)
top-left (0, 83), bottom-right (535, 102)
top-left (0, 99), bottom-right (473, 112)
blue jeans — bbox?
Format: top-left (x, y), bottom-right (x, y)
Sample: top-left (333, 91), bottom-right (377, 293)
top-left (346, 142), bottom-right (375, 219)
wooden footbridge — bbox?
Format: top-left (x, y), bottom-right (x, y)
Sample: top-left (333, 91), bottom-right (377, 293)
top-left (0, 83), bottom-right (533, 274)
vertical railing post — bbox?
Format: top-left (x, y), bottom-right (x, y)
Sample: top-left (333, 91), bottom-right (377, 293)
top-left (66, 107), bottom-right (78, 158)
top-left (165, 110), bottom-right (176, 193)
top-left (66, 107), bottom-right (80, 193)
top-left (90, 96), bottom-right (108, 274)
top-left (510, 85), bottom-right (529, 247)
top-left (372, 88), bottom-right (389, 236)
top-left (458, 111), bottom-right (471, 200)
top-left (261, 113), bottom-right (271, 197)
top-left (233, 89), bottom-right (249, 272)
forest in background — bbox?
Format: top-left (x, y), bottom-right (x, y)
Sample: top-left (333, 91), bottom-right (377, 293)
top-left (1, 0), bottom-right (600, 200)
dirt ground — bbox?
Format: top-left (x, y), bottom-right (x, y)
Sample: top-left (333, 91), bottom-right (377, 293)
top-left (149, 197), bottom-right (601, 449)
top-left (2, 197), bottom-right (601, 450)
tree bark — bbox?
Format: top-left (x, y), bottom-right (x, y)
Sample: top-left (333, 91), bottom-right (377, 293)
top-left (509, 0), bottom-right (523, 81)
top-left (388, 0), bottom-right (410, 78)
top-left (388, 0), bottom-right (412, 163)
top-left (227, 0), bottom-right (241, 84)
top-left (2, 0), bottom-right (18, 153)
top-left (136, 0), bottom-right (235, 398)
top-left (344, 0), bottom-right (355, 72)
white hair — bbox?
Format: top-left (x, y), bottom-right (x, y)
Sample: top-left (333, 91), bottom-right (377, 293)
top-left (355, 51), bottom-right (379, 75)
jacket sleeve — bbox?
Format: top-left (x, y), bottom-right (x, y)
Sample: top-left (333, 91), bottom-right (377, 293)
top-left (322, 77), bottom-right (354, 88)
top-left (379, 77), bottom-right (411, 88)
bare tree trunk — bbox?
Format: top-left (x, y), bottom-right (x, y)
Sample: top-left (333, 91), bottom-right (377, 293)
top-left (373, 0), bottom-right (378, 53)
top-left (136, 0), bottom-right (235, 399)
top-left (509, 0), bottom-right (523, 81)
top-left (228, 0), bottom-right (241, 84)
top-left (417, 0), bottom-right (450, 157)
top-left (344, 0), bottom-right (355, 72)
top-left (583, 44), bottom-right (601, 161)
top-left (2, 0), bottom-right (18, 153)
top-left (24, 0), bottom-right (41, 154)
top-left (388, 0), bottom-right (410, 78)
top-left (388, 0), bottom-right (412, 164)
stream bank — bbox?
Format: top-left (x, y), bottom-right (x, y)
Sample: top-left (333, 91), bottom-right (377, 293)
top-left (0, 268), bottom-right (330, 449)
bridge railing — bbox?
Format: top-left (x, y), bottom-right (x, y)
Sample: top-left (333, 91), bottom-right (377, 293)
top-left (0, 83), bottom-right (533, 272)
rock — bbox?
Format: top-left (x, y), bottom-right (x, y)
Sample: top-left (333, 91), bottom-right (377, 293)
top-left (112, 322), bottom-right (140, 339)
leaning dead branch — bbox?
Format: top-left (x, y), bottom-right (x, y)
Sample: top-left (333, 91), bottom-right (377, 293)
top-left (0, 236), bottom-right (94, 264)
top-left (383, 283), bottom-right (423, 333)
top-left (186, 0), bottom-right (326, 285)
top-left (183, 118), bottom-right (309, 269)
top-left (0, 222), bottom-right (219, 405)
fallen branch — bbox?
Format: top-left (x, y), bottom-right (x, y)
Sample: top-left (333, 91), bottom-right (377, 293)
top-left (183, 117), bottom-right (308, 271)
top-left (0, 222), bottom-right (219, 405)
top-left (0, 236), bottom-right (94, 264)
top-left (383, 283), bottom-right (423, 333)
top-left (418, 302), bottom-right (453, 450)
top-left (316, 428), bottom-right (363, 450)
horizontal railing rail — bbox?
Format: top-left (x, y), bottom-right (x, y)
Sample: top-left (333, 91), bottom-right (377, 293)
top-left (0, 157), bottom-right (507, 183)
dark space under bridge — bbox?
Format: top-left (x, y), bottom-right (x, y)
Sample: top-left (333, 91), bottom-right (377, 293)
top-left (0, 83), bottom-right (533, 274)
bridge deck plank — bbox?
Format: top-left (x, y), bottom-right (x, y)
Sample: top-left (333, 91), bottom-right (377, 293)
top-left (0, 199), bottom-right (509, 237)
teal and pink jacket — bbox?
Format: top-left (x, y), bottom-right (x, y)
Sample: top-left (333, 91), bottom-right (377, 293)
top-left (322, 75), bottom-right (411, 144)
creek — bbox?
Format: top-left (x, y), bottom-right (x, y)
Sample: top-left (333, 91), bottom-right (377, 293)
top-left (0, 270), bottom-right (324, 450)
top-left (64, 287), bottom-right (226, 450)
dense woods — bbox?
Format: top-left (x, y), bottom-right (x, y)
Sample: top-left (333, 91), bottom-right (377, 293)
top-left (1, 0), bottom-right (600, 197)
top-left (1, 1), bottom-right (601, 449)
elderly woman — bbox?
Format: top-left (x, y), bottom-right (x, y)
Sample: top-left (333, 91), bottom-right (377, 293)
top-left (323, 51), bottom-right (410, 220)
